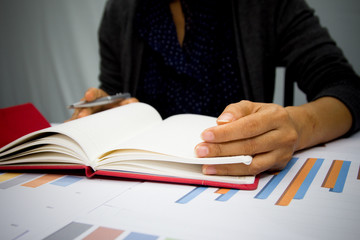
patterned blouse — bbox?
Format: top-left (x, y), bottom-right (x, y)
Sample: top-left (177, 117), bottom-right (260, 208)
top-left (136, 0), bottom-right (242, 119)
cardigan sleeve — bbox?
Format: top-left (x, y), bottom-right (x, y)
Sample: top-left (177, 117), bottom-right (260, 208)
top-left (98, 0), bottom-right (124, 95)
top-left (275, 0), bottom-right (360, 135)
top-left (98, 0), bottom-right (144, 96)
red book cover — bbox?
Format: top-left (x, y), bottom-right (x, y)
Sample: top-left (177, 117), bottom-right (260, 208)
top-left (0, 103), bottom-right (51, 148)
top-left (0, 165), bottom-right (259, 190)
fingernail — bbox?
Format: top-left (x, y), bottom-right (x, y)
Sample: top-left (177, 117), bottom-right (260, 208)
top-left (203, 165), bottom-right (217, 175)
top-left (195, 145), bottom-right (209, 157)
top-left (217, 113), bottom-right (234, 123)
top-left (201, 131), bottom-right (215, 141)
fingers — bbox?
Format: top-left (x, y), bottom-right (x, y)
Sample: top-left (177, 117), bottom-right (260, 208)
top-left (66, 88), bottom-right (140, 122)
top-left (196, 128), bottom-right (291, 157)
top-left (203, 101), bottom-right (289, 143)
top-left (77, 107), bottom-right (96, 118)
top-left (66, 88), bottom-right (109, 122)
top-left (197, 100), bottom-right (299, 176)
top-left (67, 106), bottom-right (94, 122)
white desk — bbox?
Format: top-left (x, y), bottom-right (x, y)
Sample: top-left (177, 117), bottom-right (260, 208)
top-left (1, 132), bottom-right (360, 240)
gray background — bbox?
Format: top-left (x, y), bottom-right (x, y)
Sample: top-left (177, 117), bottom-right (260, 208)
top-left (0, 0), bottom-right (359, 123)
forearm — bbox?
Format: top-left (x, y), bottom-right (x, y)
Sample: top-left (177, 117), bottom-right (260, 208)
top-left (286, 97), bottom-right (352, 151)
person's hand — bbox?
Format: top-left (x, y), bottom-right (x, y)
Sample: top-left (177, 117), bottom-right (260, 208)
top-left (195, 97), bottom-right (353, 176)
top-left (195, 100), bottom-right (300, 176)
top-left (67, 88), bottom-right (138, 121)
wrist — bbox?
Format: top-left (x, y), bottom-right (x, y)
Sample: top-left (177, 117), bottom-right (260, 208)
top-left (285, 104), bottom-right (316, 151)
top-left (285, 97), bottom-right (352, 151)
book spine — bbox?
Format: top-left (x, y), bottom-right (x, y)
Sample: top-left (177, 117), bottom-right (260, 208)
top-left (84, 166), bottom-right (96, 177)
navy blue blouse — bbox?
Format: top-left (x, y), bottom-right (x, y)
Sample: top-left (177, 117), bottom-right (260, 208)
top-left (136, 0), bottom-right (242, 119)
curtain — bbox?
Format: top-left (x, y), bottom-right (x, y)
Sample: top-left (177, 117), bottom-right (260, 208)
top-left (0, 0), bottom-right (107, 122)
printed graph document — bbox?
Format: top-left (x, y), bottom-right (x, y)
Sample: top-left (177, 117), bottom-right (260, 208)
top-left (0, 102), bottom-right (256, 189)
top-left (0, 133), bottom-right (359, 239)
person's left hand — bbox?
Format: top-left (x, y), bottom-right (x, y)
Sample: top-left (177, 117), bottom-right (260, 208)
top-left (194, 100), bottom-right (300, 176)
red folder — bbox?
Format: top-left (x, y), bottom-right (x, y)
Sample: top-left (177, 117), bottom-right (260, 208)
top-left (0, 103), bottom-right (51, 148)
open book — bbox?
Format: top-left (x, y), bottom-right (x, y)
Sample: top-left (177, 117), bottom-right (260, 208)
top-left (0, 102), bottom-right (257, 190)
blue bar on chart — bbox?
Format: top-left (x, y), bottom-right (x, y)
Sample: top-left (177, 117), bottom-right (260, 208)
top-left (330, 160), bottom-right (351, 193)
top-left (294, 158), bottom-right (324, 199)
top-left (254, 157), bottom-right (298, 199)
top-left (215, 189), bottom-right (239, 202)
top-left (124, 232), bottom-right (159, 240)
top-left (176, 186), bottom-right (208, 204)
top-left (322, 160), bottom-right (351, 193)
top-left (276, 158), bottom-right (320, 206)
top-left (22, 174), bottom-right (64, 188)
top-left (50, 175), bottom-right (82, 187)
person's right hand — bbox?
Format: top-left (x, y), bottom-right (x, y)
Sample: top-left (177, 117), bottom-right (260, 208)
top-left (67, 88), bottom-right (138, 121)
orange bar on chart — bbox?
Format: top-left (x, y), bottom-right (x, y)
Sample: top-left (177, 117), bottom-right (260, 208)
top-left (0, 173), bottom-right (22, 182)
top-left (322, 160), bottom-right (343, 188)
top-left (22, 174), bottom-right (64, 188)
top-left (83, 226), bottom-right (124, 240)
top-left (215, 188), bottom-right (230, 194)
top-left (276, 158), bottom-right (317, 206)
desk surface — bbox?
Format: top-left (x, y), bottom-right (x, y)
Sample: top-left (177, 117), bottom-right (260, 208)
top-left (1, 132), bottom-right (360, 240)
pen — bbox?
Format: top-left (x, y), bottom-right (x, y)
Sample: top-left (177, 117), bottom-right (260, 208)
top-left (67, 92), bottom-right (131, 109)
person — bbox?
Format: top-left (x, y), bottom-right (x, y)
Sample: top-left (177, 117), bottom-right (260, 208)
top-left (69, 0), bottom-right (360, 177)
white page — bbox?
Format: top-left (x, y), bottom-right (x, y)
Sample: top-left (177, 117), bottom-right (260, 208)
top-left (51, 103), bottom-right (162, 165)
top-left (106, 114), bottom-right (252, 164)
top-left (98, 160), bottom-right (254, 184)
top-left (0, 103), bottom-right (162, 167)
top-left (0, 135), bottom-right (87, 163)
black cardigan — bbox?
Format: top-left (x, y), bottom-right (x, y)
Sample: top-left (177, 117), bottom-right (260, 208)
top-left (97, 0), bottom-right (360, 135)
